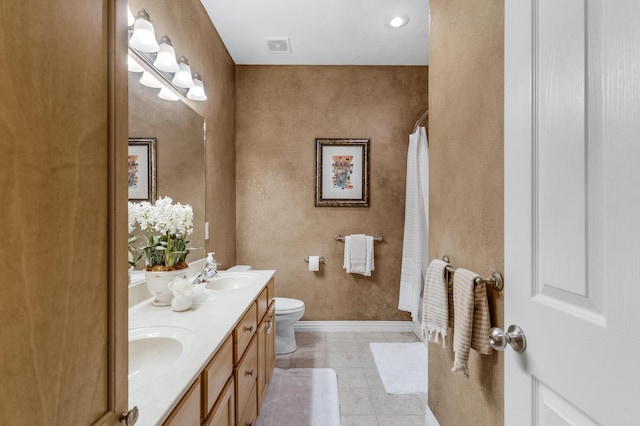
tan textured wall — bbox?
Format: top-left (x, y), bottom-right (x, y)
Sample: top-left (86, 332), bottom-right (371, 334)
top-left (428, 0), bottom-right (504, 424)
top-left (236, 66), bottom-right (428, 320)
top-left (130, 0), bottom-right (237, 266)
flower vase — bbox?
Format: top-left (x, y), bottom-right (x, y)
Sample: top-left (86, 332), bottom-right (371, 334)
top-left (145, 268), bottom-right (189, 306)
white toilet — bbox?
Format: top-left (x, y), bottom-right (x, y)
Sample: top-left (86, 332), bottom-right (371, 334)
top-left (274, 297), bottom-right (305, 355)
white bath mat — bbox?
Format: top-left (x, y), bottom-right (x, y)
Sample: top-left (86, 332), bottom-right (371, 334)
top-left (257, 368), bottom-right (341, 426)
top-left (369, 342), bottom-right (428, 394)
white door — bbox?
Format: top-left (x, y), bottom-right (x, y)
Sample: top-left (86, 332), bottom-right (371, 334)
top-left (504, 0), bottom-right (640, 424)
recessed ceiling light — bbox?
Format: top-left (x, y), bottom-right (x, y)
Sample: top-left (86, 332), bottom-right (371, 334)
top-left (389, 15), bottom-right (409, 28)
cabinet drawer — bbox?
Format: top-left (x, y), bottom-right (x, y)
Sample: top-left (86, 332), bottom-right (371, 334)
top-left (235, 335), bottom-right (258, 423)
top-left (203, 377), bottom-right (235, 426)
top-left (203, 335), bottom-right (233, 418)
top-left (234, 302), bottom-right (257, 364)
top-left (266, 279), bottom-right (275, 307)
top-left (257, 287), bottom-right (268, 322)
top-left (163, 377), bottom-right (201, 426)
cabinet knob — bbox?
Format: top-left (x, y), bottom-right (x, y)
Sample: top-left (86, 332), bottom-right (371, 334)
top-left (120, 407), bottom-right (139, 426)
top-left (247, 369), bottom-right (255, 377)
top-left (245, 325), bottom-right (254, 333)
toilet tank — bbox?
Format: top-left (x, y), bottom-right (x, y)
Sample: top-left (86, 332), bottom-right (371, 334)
top-left (226, 265), bottom-right (252, 272)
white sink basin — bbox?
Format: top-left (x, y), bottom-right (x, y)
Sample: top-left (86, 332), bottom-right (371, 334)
top-left (128, 326), bottom-right (198, 393)
top-left (205, 272), bottom-right (261, 291)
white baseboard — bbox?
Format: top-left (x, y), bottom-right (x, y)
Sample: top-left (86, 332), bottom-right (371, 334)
top-left (294, 320), bottom-right (414, 333)
top-left (413, 320), bottom-right (426, 342)
top-left (425, 405), bottom-right (440, 426)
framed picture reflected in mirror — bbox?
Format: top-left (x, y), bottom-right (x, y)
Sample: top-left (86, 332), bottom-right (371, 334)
top-left (128, 137), bottom-right (157, 202)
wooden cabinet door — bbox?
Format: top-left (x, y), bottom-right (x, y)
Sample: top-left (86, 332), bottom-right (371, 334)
top-left (204, 378), bottom-right (235, 426)
top-left (0, 0), bottom-right (129, 424)
top-left (257, 315), bottom-right (268, 410)
top-left (257, 303), bottom-right (276, 411)
top-left (265, 304), bottom-right (276, 385)
top-left (163, 378), bottom-right (202, 426)
top-left (235, 336), bottom-right (258, 424)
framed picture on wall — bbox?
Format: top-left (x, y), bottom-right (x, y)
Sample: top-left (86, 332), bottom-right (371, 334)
top-left (315, 138), bottom-right (370, 207)
top-left (128, 137), bottom-right (157, 202)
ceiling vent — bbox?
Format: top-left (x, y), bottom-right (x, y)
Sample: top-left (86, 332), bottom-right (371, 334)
top-left (266, 38), bottom-right (291, 54)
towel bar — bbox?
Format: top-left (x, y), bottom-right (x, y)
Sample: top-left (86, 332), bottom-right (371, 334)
top-left (335, 235), bottom-right (383, 242)
top-left (442, 255), bottom-right (504, 291)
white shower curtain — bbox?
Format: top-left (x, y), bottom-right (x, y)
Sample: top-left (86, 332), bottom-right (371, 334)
top-left (398, 126), bottom-right (429, 321)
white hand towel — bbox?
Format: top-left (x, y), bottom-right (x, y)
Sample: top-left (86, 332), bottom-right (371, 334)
top-left (364, 236), bottom-right (375, 277)
top-left (350, 234), bottom-right (367, 273)
top-left (451, 268), bottom-right (493, 378)
top-left (421, 259), bottom-right (450, 346)
top-left (343, 234), bottom-right (375, 276)
top-left (343, 236), bottom-right (352, 272)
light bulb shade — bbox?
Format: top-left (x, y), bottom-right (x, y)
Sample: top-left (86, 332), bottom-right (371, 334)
top-left (127, 6), bottom-right (135, 26)
top-left (187, 74), bottom-right (207, 101)
top-left (128, 55), bottom-right (145, 73)
top-left (172, 57), bottom-right (194, 88)
top-left (154, 36), bottom-right (179, 72)
top-left (129, 10), bottom-right (159, 52)
top-left (158, 86), bottom-right (180, 101)
top-left (139, 71), bottom-right (163, 88)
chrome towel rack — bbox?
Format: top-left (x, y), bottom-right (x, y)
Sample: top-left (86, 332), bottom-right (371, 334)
top-left (413, 109), bottom-right (429, 133)
top-left (442, 255), bottom-right (504, 291)
top-left (335, 235), bottom-right (384, 242)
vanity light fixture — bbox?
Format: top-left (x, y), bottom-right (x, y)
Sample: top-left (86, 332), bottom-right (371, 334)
top-left (158, 86), bottom-right (180, 101)
top-left (172, 56), bottom-right (195, 88)
top-left (127, 8), bottom-right (207, 102)
top-left (129, 9), bottom-right (159, 52)
top-left (139, 71), bottom-right (163, 88)
top-left (154, 36), bottom-right (180, 73)
top-left (389, 15), bottom-right (409, 28)
top-left (187, 73), bottom-right (207, 101)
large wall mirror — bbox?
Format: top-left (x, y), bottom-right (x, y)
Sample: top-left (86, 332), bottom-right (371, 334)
top-left (128, 70), bottom-right (206, 267)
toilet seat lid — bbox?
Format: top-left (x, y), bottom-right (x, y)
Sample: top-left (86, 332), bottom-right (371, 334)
top-left (275, 297), bottom-right (304, 314)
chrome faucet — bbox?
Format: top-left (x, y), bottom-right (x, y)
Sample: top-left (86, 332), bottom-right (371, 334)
top-left (192, 252), bottom-right (218, 285)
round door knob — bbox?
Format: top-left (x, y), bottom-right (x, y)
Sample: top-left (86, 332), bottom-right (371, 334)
top-left (489, 325), bottom-right (526, 353)
top-left (120, 407), bottom-right (139, 425)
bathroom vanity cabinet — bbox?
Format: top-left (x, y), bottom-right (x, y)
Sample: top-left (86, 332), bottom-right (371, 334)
top-left (160, 277), bottom-right (276, 426)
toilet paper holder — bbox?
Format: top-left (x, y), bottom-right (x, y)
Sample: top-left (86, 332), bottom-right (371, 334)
top-left (304, 256), bottom-right (325, 264)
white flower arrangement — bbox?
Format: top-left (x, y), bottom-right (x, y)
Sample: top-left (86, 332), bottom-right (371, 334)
top-left (128, 197), bottom-right (194, 271)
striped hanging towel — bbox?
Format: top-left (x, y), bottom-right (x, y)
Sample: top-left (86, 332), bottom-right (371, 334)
top-left (451, 268), bottom-right (493, 378)
top-left (421, 259), bottom-right (450, 346)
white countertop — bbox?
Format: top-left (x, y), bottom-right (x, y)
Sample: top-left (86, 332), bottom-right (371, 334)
top-left (128, 268), bottom-right (276, 426)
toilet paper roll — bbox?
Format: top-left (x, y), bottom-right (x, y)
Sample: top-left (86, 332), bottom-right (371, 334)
top-left (308, 255), bottom-right (320, 272)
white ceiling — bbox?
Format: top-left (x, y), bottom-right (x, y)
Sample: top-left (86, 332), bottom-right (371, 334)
top-left (199, 0), bottom-right (430, 66)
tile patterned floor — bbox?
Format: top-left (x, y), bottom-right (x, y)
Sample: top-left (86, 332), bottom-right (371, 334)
top-left (275, 331), bottom-right (428, 426)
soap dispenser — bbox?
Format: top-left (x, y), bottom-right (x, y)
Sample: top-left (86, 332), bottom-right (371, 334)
top-left (202, 252), bottom-right (217, 279)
